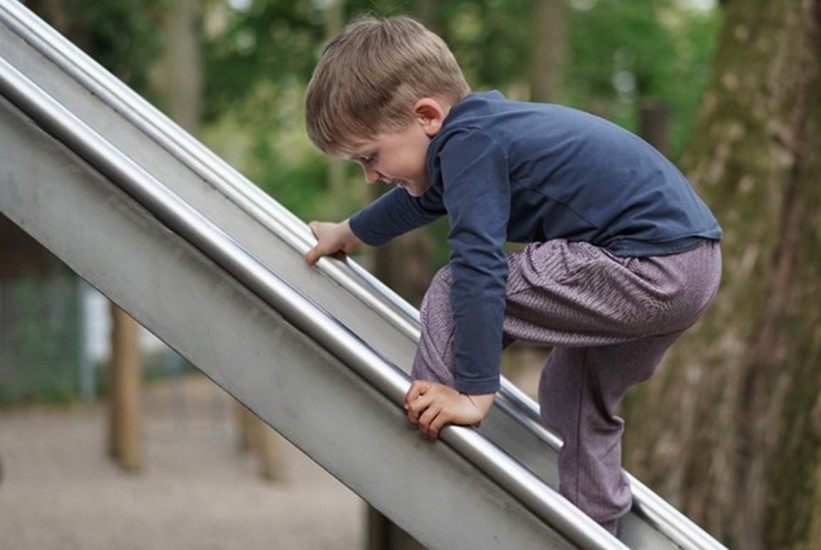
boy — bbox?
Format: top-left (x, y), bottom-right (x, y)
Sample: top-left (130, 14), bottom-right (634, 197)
top-left (303, 16), bottom-right (722, 534)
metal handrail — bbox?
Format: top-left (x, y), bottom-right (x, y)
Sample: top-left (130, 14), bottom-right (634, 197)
top-left (0, 50), bottom-right (625, 549)
top-left (0, 3), bottom-right (726, 548)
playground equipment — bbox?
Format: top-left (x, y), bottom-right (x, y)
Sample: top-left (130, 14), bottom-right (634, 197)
top-left (0, 3), bottom-right (726, 548)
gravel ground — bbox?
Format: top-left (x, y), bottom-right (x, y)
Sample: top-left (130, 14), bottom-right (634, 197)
top-left (0, 376), bottom-right (365, 550)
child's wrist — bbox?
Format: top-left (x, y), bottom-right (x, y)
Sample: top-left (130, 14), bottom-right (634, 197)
top-left (465, 393), bottom-right (495, 415)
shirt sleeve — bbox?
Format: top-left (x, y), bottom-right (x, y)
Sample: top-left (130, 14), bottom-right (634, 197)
top-left (440, 130), bottom-right (510, 394)
top-left (348, 186), bottom-right (446, 246)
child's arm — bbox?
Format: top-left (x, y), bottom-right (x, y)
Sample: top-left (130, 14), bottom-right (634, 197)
top-left (404, 380), bottom-right (495, 439)
top-left (304, 219), bottom-right (362, 266)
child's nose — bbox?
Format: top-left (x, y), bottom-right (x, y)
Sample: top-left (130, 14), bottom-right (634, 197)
top-left (363, 165), bottom-right (381, 184)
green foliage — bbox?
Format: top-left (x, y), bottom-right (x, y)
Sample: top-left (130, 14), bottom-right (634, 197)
top-left (565, 0), bottom-right (720, 157)
top-left (431, 0), bottom-right (534, 90)
top-left (26, 0), bottom-right (164, 97)
top-left (202, 0), bottom-right (325, 122)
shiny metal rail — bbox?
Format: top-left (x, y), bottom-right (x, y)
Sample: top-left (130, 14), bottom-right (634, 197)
top-left (0, 27), bottom-right (624, 550)
top-left (0, 2), bottom-right (727, 548)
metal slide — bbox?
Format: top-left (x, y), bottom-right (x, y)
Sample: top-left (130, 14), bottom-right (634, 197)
top-left (0, 3), bottom-right (725, 548)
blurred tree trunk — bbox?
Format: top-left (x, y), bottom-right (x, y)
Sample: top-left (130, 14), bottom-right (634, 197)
top-left (324, 0), bottom-right (347, 195)
top-left (158, 0), bottom-right (202, 134)
top-left (530, 0), bottom-right (564, 102)
top-left (622, 1), bottom-right (821, 548)
top-left (638, 99), bottom-right (670, 157)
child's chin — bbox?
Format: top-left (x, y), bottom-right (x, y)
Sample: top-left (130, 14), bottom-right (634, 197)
top-left (404, 184), bottom-right (430, 197)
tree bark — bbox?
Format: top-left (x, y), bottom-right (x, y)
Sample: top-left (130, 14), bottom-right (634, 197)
top-left (622, 1), bottom-right (821, 548)
top-left (159, 0), bottom-right (202, 134)
top-left (530, 0), bottom-right (565, 102)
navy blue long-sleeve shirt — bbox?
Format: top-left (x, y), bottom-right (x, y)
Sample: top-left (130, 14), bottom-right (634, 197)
top-left (350, 91), bottom-right (722, 394)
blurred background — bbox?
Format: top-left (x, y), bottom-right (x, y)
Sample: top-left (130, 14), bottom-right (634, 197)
top-left (1, 1), bottom-right (819, 549)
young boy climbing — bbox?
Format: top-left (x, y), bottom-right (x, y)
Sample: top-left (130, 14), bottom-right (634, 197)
top-left (302, 15), bottom-right (722, 534)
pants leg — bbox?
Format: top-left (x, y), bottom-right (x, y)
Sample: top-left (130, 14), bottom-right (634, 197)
top-left (411, 239), bottom-right (722, 530)
top-left (538, 334), bottom-right (681, 531)
top-left (411, 265), bottom-right (458, 386)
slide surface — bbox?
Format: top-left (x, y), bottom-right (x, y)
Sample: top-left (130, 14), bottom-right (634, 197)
top-left (0, 3), bottom-right (725, 548)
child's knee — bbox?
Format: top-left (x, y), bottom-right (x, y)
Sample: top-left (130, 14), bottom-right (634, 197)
top-left (428, 264), bottom-right (453, 293)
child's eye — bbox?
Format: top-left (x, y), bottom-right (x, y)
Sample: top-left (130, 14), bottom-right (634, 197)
top-left (360, 154), bottom-right (378, 166)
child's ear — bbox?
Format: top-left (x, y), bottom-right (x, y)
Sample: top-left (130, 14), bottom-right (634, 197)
top-left (414, 98), bottom-right (447, 137)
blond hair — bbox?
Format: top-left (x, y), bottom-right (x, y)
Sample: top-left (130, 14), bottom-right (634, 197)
top-left (305, 16), bottom-right (470, 155)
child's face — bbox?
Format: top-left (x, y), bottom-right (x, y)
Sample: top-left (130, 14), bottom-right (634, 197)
top-left (348, 122), bottom-right (433, 197)
top-left (346, 98), bottom-right (447, 198)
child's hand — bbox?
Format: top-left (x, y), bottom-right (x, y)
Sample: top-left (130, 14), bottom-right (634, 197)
top-left (304, 220), bottom-right (361, 266)
top-left (404, 381), bottom-right (495, 439)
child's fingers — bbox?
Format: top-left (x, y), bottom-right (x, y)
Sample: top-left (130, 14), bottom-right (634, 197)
top-left (407, 383), bottom-right (456, 439)
top-left (417, 404), bottom-right (447, 439)
top-left (404, 381), bottom-right (434, 424)
top-left (304, 245), bottom-right (322, 266)
top-left (304, 222), bottom-right (323, 266)
top-left (404, 380), bottom-right (431, 406)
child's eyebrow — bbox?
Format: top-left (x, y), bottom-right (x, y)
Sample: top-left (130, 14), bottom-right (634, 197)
top-left (345, 147), bottom-right (374, 162)
top-left (338, 137), bottom-right (374, 158)
top-left (334, 148), bottom-right (361, 161)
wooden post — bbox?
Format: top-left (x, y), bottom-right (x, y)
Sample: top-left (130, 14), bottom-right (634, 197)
top-left (236, 403), bottom-right (287, 482)
top-left (108, 303), bottom-right (143, 471)
top-left (254, 419), bottom-right (287, 482)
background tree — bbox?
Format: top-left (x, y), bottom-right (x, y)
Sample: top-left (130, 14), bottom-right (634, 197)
top-left (156, 0), bottom-right (202, 135)
top-left (531, 0), bottom-right (565, 103)
top-left (623, 1), bottom-right (821, 548)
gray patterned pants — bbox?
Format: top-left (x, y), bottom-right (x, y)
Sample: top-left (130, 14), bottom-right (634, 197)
top-left (411, 239), bottom-right (722, 532)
